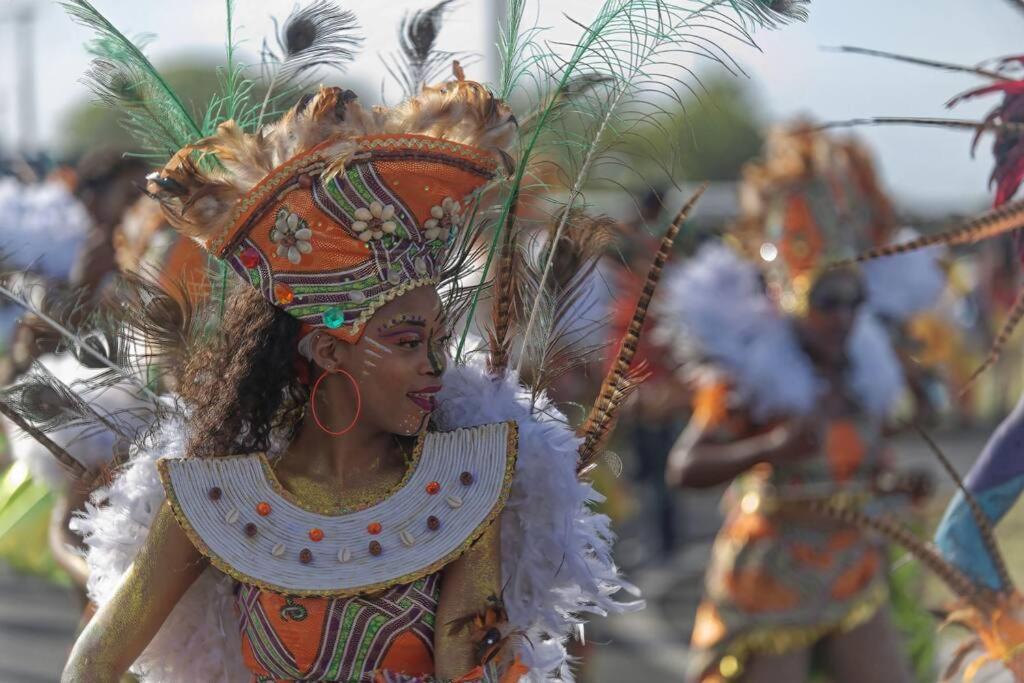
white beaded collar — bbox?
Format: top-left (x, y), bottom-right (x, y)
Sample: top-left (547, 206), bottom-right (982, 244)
top-left (158, 421), bottom-right (517, 597)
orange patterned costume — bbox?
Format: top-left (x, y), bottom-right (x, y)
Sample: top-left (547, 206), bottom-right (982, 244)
top-left (237, 576), bottom-right (439, 682)
top-left (687, 383), bottom-right (889, 682)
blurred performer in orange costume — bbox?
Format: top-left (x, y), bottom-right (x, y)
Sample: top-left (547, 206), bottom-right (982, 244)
top-left (660, 124), bottom-right (942, 683)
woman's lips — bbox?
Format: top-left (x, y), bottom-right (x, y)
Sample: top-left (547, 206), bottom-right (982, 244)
top-left (406, 386), bottom-right (442, 412)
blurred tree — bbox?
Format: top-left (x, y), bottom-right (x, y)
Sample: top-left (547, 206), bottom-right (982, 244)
top-left (671, 76), bottom-right (764, 181)
top-left (565, 74), bottom-right (765, 198)
top-left (58, 59), bottom-right (222, 163)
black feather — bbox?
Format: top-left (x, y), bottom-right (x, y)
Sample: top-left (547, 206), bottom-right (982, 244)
top-left (267, 0), bottom-right (363, 79)
top-left (382, 0), bottom-right (468, 97)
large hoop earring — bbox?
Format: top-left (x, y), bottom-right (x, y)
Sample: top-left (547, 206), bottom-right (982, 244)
top-left (310, 367), bottom-right (362, 436)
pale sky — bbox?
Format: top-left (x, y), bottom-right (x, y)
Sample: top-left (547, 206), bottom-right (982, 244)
top-left (2, 0), bottom-right (1021, 211)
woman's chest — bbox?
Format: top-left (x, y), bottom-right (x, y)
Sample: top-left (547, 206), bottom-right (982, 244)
top-left (237, 573), bottom-right (441, 682)
top-left (771, 415), bottom-right (883, 492)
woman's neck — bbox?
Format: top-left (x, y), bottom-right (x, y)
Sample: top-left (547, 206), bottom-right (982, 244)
top-left (279, 385), bottom-right (408, 497)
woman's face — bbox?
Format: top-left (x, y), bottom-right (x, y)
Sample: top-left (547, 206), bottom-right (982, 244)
top-left (313, 286), bottom-right (450, 436)
top-left (798, 269), bottom-right (865, 364)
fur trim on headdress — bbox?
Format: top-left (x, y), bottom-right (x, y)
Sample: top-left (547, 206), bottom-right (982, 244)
top-left (657, 243), bottom-right (905, 420)
top-left (435, 355), bottom-right (642, 681)
top-left (147, 81), bottom-right (515, 247)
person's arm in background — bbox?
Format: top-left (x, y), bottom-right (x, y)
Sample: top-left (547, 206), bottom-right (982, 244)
top-left (665, 378), bottom-right (819, 489)
top-left (48, 484), bottom-right (92, 589)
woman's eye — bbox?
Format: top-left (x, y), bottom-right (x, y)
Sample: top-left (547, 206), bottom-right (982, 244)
top-left (397, 337), bottom-right (422, 348)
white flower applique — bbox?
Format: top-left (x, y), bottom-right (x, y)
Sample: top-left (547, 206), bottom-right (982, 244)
top-left (353, 201), bottom-right (398, 242)
top-left (270, 208), bottom-right (313, 264)
top-left (423, 197), bottom-right (461, 241)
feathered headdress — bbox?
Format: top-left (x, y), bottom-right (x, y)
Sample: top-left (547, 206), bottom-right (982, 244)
top-left (146, 80), bottom-right (515, 341)
top-left (826, 25), bottom-right (1024, 381)
top-left (733, 121), bottom-right (897, 313)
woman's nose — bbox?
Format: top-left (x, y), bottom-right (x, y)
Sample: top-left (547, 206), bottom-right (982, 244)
top-left (424, 345), bottom-right (446, 376)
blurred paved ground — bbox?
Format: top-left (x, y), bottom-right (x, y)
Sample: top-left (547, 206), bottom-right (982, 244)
top-left (0, 428), bottom-right (1019, 682)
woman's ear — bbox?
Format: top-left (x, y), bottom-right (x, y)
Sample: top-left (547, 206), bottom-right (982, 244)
top-left (310, 332), bottom-right (345, 370)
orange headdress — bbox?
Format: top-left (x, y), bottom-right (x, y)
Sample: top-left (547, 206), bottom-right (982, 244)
top-left (145, 79), bottom-right (516, 341)
top-left (733, 121), bottom-right (896, 312)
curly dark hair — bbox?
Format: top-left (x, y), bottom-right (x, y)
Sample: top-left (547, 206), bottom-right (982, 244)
top-left (178, 285), bottom-right (308, 458)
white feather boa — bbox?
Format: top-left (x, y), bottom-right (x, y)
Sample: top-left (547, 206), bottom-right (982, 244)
top-left (70, 407), bottom-right (250, 682)
top-left (434, 357), bottom-right (641, 680)
top-left (74, 361), bottom-right (637, 682)
top-left (657, 243), bottom-right (905, 420)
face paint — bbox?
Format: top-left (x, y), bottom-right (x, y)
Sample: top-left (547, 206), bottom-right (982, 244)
top-left (364, 337), bottom-right (392, 355)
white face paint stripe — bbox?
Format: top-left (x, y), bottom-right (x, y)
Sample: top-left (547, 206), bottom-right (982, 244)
top-left (365, 349), bottom-right (383, 359)
top-left (365, 338), bottom-right (391, 354)
top-left (365, 361), bottom-right (377, 369)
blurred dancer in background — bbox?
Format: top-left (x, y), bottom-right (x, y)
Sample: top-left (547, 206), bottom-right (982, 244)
top-left (659, 124), bottom-right (941, 683)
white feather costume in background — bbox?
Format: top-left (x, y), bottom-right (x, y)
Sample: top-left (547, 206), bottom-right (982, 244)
top-left (0, 178), bottom-right (92, 341)
top-left (73, 358), bottom-right (639, 682)
top-left (0, 178), bottom-right (92, 281)
top-left (861, 228), bottom-right (946, 323)
top-left (656, 242), bottom-right (937, 420)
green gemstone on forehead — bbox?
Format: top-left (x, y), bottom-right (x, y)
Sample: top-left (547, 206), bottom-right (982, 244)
top-left (323, 307), bottom-right (346, 329)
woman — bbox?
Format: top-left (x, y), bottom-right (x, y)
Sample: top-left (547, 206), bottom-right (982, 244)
top-left (60, 75), bottom-right (605, 679)
top-left (658, 124), bottom-right (942, 683)
top-left (34, 1), bottom-right (820, 679)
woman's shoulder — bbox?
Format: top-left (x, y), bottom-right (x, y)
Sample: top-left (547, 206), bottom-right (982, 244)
top-left (156, 421), bottom-right (516, 598)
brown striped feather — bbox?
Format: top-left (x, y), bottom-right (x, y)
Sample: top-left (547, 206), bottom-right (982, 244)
top-left (800, 500), bottom-right (993, 610)
top-left (962, 286), bottom-right (1024, 391)
top-left (576, 184), bottom-right (708, 472)
top-left (832, 199), bottom-right (1024, 268)
top-left (488, 194), bottom-right (520, 374)
top-left (913, 424), bottom-right (1014, 593)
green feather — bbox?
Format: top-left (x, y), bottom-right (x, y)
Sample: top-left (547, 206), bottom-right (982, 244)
top-left (456, 0), bottom-right (810, 365)
top-left (62, 0), bottom-right (204, 160)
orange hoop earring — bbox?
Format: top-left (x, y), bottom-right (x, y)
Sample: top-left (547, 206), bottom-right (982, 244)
top-left (310, 367), bottom-right (362, 436)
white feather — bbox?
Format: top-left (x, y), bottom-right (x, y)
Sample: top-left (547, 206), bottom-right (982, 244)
top-left (71, 406), bottom-right (249, 683)
top-left (861, 228), bottom-right (945, 322)
top-left (846, 310), bottom-right (905, 418)
top-left (435, 356), bottom-right (641, 681)
top-left (657, 243), bottom-right (905, 419)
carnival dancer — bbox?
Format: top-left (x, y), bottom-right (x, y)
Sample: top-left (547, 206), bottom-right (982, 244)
top-left (659, 123), bottom-right (942, 683)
